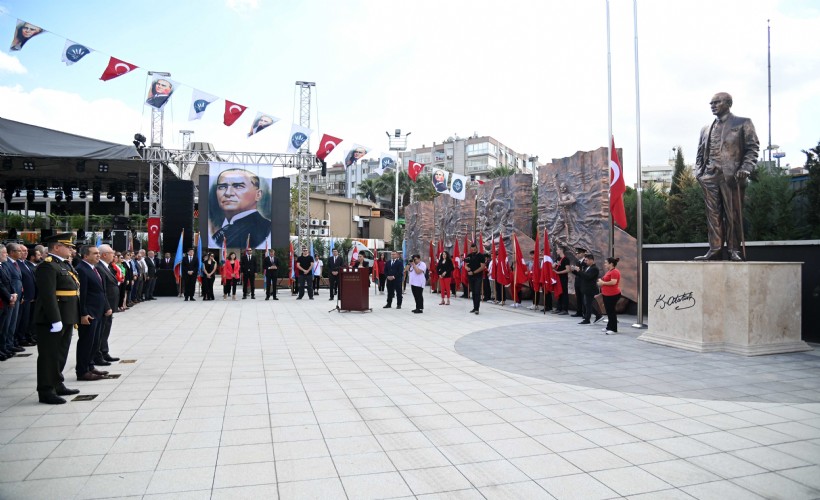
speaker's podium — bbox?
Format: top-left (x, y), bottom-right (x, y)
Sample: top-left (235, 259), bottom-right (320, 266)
top-left (338, 267), bottom-right (372, 313)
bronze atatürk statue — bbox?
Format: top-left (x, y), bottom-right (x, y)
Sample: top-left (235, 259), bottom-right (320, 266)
top-left (694, 92), bottom-right (760, 262)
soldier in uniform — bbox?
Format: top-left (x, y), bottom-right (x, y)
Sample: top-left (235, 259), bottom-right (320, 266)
top-left (34, 233), bottom-right (81, 405)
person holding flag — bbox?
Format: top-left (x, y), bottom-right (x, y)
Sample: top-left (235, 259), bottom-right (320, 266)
top-left (552, 245), bottom-right (570, 315)
top-left (172, 230), bottom-right (184, 290)
top-left (511, 234), bottom-right (528, 309)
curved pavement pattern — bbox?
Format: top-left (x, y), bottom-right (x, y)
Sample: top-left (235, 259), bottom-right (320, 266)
top-left (455, 323), bottom-right (820, 404)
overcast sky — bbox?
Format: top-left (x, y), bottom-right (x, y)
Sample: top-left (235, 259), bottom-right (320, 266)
top-left (1, 0), bottom-right (818, 185)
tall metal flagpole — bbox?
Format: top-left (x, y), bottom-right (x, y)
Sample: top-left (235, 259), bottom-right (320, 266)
top-left (767, 19), bottom-right (772, 164)
top-left (632, 0), bottom-right (646, 329)
top-left (606, 0), bottom-right (614, 259)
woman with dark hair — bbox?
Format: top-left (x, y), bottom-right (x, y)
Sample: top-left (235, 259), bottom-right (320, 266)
top-left (222, 252), bottom-right (240, 300)
top-left (10, 21), bottom-right (43, 51)
top-left (597, 257), bottom-right (622, 334)
top-left (202, 253), bottom-right (217, 300)
top-left (436, 251), bottom-right (454, 305)
top-left (376, 255), bottom-right (386, 294)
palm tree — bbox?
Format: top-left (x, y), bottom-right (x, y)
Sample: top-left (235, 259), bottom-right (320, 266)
top-left (487, 165), bottom-right (517, 178)
top-left (356, 178), bottom-right (380, 203)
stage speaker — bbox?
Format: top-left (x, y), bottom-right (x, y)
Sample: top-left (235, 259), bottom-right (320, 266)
top-left (39, 228), bottom-right (54, 242)
top-left (162, 180), bottom-right (194, 255)
top-left (112, 230), bottom-right (129, 252)
top-left (113, 215), bottom-right (130, 230)
top-left (271, 178), bottom-right (290, 248)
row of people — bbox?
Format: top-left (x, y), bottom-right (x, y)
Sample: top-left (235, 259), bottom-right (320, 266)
top-left (28, 233), bottom-right (139, 404)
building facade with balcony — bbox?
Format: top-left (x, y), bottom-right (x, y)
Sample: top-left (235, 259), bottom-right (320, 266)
top-left (398, 134), bottom-right (533, 179)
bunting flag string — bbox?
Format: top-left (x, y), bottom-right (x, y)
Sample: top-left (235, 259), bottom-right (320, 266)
top-left (188, 89), bottom-right (219, 121)
top-left (61, 39), bottom-right (92, 66)
top-left (223, 100), bottom-right (248, 127)
top-left (99, 56), bottom-right (138, 82)
top-left (315, 134), bottom-right (343, 161)
top-left (285, 123), bottom-right (312, 151)
top-left (9, 19), bottom-right (44, 51)
top-left (2, 12), bottom-right (355, 150)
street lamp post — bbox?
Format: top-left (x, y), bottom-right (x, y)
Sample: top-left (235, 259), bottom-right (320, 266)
top-left (386, 129), bottom-right (411, 248)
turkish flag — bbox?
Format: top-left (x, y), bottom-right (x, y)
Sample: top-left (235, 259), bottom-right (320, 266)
top-left (408, 160), bottom-right (424, 181)
top-left (223, 100), bottom-right (247, 126)
top-left (531, 229), bottom-right (541, 293)
top-left (610, 136), bottom-right (627, 229)
top-left (513, 233), bottom-right (528, 286)
top-left (315, 134), bottom-right (343, 161)
top-left (100, 57), bottom-right (138, 81)
top-left (496, 233), bottom-right (511, 286)
top-left (147, 217), bottom-right (161, 252)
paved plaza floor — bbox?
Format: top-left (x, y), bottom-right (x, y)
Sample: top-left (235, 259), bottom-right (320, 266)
top-left (0, 291), bottom-right (818, 499)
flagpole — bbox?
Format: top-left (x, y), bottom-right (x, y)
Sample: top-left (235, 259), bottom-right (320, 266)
top-left (606, 0), bottom-right (615, 259)
top-left (632, 0), bottom-right (646, 329)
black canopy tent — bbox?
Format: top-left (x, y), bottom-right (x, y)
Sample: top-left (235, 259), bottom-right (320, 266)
top-left (0, 116), bottom-right (177, 216)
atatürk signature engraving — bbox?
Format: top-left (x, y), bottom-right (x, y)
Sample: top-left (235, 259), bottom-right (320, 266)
top-left (654, 292), bottom-right (696, 310)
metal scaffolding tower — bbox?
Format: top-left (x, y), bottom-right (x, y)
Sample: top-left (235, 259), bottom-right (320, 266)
top-left (147, 71), bottom-right (170, 220)
top-left (295, 81), bottom-right (315, 250)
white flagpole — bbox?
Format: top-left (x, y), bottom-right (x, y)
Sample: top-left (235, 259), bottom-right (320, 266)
top-left (606, 0), bottom-right (614, 259)
top-left (632, 0), bottom-right (646, 328)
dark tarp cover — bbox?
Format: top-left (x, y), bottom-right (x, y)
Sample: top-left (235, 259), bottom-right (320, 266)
top-left (0, 116), bottom-right (140, 159)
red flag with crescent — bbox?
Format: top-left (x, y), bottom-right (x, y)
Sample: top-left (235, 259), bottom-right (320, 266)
top-left (100, 57), bottom-right (138, 81)
top-left (452, 238), bottom-right (461, 285)
top-left (532, 229), bottom-right (541, 293)
top-left (315, 134), bottom-right (343, 161)
top-left (496, 233), bottom-right (511, 286)
top-left (610, 136), bottom-right (627, 229)
top-left (408, 161), bottom-right (424, 181)
top-left (147, 217), bottom-right (161, 252)
top-left (223, 100), bottom-right (247, 126)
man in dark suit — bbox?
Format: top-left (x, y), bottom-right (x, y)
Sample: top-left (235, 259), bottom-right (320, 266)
top-left (94, 244), bottom-right (120, 365)
top-left (2, 243), bottom-right (23, 356)
top-left (383, 251), bottom-right (404, 309)
top-left (181, 248), bottom-right (198, 301)
top-left (575, 254), bottom-right (602, 325)
top-left (263, 249), bottom-right (280, 300)
top-left (695, 92), bottom-right (760, 261)
top-left (34, 234), bottom-right (81, 403)
top-left (0, 244), bottom-right (19, 361)
top-left (326, 248), bottom-right (343, 301)
top-left (14, 244), bottom-right (36, 350)
top-left (240, 248), bottom-right (257, 299)
top-left (159, 252), bottom-right (173, 269)
top-left (209, 169), bottom-right (272, 249)
top-left (75, 245), bottom-right (111, 381)
top-left (143, 250), bottom-right (157, 300)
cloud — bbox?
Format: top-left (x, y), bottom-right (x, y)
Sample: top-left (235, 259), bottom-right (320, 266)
top-left (0, 85), bottom-right (142, 145)
top-left (0, 53), bottom-right (27, 74)
top-left (225, 0), bottom-right (260, 12)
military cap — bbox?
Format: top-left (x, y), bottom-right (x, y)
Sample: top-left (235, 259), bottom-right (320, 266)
top-left (42, 232), bottom-right (76, 248)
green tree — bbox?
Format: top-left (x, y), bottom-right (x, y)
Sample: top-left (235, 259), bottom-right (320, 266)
top-left (487, 165), bottom-right (517, 179)
top-left (744, 166), bottom-right (796, 240)
top-left (411, 173), bottom-right (440, 202)
top-left (623, 185), bottom-right (670, 243)
top-left (669, 146), bottom-right (687, 196)
top-left (802, 141), bottom-right (820, 238)
top-left (356, 178), bottom-right (380, 203)
top-left (667, 167), bottom-right (707, 243)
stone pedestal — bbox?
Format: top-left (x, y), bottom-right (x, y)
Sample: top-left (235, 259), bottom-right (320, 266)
top-left (639, 261), bottom-right (810, 356)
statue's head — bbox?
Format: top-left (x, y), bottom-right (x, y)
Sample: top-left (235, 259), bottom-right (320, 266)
top-left (710, 92), bottom-right (732, 116)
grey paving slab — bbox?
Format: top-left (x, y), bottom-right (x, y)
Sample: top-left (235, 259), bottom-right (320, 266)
top-left (0, 294), bottom-right (817, 499)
